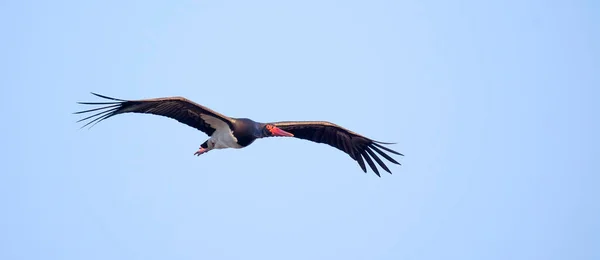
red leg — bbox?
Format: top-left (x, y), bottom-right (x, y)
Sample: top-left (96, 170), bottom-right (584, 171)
top-left (194, 147), bottom-right (209, 156)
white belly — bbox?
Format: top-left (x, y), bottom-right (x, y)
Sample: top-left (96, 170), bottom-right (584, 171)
top-left (199, 113), bottom-right (242, 150)
top-left (210, 128), bottom-right (242, 149)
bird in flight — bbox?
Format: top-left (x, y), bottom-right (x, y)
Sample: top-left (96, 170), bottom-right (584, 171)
top-left (75, 93), bottom-right (403, 176)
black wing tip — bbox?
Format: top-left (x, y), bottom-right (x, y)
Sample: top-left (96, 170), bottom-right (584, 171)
top-left (352, 141), bottom-right (404, 176)
top-left (74, 92), bottom-right (127, 129)
top-left (372, 142), bottom-right (404, 156)
top-left (373, 140), bottom-right (397, 145)
top-left (360, 150), bottom-right (381, 177)
top-left (90, 92), bottom-right (127, 101)
top-left (365, 147), bottom-right (392, 174)
top-left (372, 140), bottom-right (404, 156)
top-left (75, 93), bottom-right (127, 106)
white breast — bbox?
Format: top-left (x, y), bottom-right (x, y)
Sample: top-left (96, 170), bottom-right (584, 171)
top-left (210, 128), bottom-right (242, 149)
top-left (200, 114), bottom-right (242, 149)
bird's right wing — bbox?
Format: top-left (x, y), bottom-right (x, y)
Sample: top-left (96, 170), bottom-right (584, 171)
top-left (74, 93), bottom-right (235, 136)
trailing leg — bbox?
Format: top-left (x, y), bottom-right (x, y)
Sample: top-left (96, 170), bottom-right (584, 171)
top-left (194, 140), bottom-right (212, 156)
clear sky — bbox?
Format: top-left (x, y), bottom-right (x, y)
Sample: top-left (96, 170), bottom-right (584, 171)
top-left (1, 0), bottom-right (598, 259)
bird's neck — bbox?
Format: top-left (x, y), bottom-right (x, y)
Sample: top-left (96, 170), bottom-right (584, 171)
top-left (231, 119), bottom-right (263, 146)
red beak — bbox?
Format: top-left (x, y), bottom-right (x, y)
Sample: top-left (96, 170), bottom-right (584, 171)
top-left (270, 126), bottom-right (294, 137)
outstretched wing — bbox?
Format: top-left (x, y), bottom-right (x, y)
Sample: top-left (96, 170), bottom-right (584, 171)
top-left (270, 121), bottom-right (403, 176)
top-left (75, 92), bottom-right (235, 136)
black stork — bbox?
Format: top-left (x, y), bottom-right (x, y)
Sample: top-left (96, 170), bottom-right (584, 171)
top-left (75, 93), bottom-right (403, 176)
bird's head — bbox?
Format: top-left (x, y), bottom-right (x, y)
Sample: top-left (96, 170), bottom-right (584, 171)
top-left (262, 124), bottom-right (294, 137)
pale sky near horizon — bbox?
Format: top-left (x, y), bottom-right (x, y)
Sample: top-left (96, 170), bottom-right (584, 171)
top-left (1, 0), bottom-right (599, 259)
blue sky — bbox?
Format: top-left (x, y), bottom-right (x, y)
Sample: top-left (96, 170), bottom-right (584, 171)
top-left (1, 0), bottom-right (598, 259)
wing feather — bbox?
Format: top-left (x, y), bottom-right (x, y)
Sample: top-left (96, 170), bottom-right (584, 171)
top-left (355, 153), bottom-right (367, 173)
top-left (361, 150), bottom-right (380, 177)
top-left (365, 147), bottom-right (391, 174)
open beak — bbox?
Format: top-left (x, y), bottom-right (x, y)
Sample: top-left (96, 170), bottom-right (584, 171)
top-left (270, 126), bottom-right (294, 137)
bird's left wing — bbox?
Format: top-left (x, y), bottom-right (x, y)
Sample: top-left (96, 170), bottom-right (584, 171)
top-left (270, 121), bottom-right (403, 176)
top-left (74, 92), bottom-right (235, 136)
